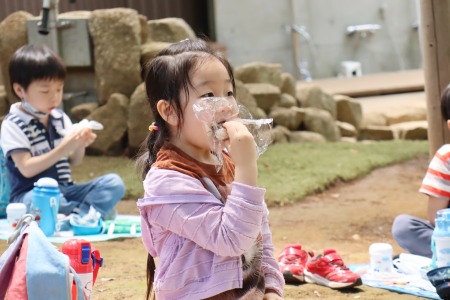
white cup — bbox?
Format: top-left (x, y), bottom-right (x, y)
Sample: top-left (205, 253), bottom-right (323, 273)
top-left (6, 203), bottom-right (27, 230)
top-left (369, 243), bottom-right (393, 273)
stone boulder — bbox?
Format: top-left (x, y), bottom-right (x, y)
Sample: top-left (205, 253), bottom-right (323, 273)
top-left (270, 125), bottom-right (291, 144)
top-left (302, 107), bottom-right (341, 141)
top-left (276, 93), bottom-right (297, 109)
top-left (288, 131), bottom-right (326, 143)
top-left (244, 83), bottom-right (281, 114)
top-left (384, 106), bottom-right (427, 125)
top-left (87, 93), bottom-right (129, 155)
top-left (139, 14), bottom-right (149, 43)
top-left (235, 80), bottom-right (261, 118)
top-left (70, 102), bottom-right (99, 121)
top-left (361, 112), bottom-right (388, 127)
top-left (336, 121), bottom-right (357, 137)
top-left (297, 85), bottom-right (337, 119)
top-left (334, 94), bottom-right (363, 130)
top-left (147, 17), bottom-right (196, 43)
top-left (279, 72), bottom-right (297, 98)
top-left (269, 107), bottom-right (304, 131)
top-left (141, 41), bottom-right (172, 66)
top-left (234, 62), bottom-right (283, 87)
top-left (0, 85), bottom-right (8, 117)
top-left (390, 120), bottom-right (428, 140)
top-left (128, 83), bottom-right (153, 154)
top-left (0, 11), bottom-right (33, 104)
top-left (359, 126), bottom-right (394, 141)
top-left (88, 8), bottom-right (142, 105)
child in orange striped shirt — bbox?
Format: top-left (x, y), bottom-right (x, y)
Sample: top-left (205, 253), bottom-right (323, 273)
top-left (392, 84), bottom-right (450, 258)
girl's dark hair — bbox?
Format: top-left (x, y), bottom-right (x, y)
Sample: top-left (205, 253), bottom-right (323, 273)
top-left (9, 44), bottom-right (66, 98)
top-left (135, 39), bottom-right (235, 300)
top-left (441, 83), bottom-right (450, 121)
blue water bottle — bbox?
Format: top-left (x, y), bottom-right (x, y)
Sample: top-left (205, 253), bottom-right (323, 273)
top-left (431, 208), bottom-right (450, 268)
top-left (30, 177), bottom-right (60, 237)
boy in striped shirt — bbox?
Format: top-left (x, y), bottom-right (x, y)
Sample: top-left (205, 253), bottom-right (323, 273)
top-left (0, 44), bottom-right (125, 219)
top-left (392, 84), bottom-right (450, 258)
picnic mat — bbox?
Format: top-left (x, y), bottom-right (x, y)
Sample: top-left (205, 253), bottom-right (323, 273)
top-left (348, 264), bottom-right (440, 300)
top-left (0, 214), bottom-right (141, 243)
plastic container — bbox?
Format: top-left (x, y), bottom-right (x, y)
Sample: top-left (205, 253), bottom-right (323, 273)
top-left (71, 218), bottom-right (103, 236)
top-left (6, 203), bottom-right (27, 229)
top-left (30, 177), bottom-right (60, 237)
top-left (369, 243), bottom-right (393, 273)
top-left (62, 239), bottom-right (94, 300)
top-left (62, 239), bottom-right (103, 300)
top-left (433, 218), bottom-right (450, 268)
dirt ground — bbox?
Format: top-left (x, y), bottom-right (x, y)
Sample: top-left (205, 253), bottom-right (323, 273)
top-left (0, 155), bottom-right (432, 299)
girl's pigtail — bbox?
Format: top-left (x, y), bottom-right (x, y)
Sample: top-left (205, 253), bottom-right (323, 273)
top-left (146, 254), bottom-right (156, 300)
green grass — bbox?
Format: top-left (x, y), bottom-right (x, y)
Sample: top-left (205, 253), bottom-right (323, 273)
top-left (72, 140), bottom-right (429, 206)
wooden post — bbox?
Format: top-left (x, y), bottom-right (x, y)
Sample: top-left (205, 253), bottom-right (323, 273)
top-left (420, 0), bottom-right (450, 156)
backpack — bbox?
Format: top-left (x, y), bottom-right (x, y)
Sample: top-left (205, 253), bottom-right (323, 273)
top-left (0, 215), bottom-right (86, 300)
top-left (0, 147), bottom-right (10, 218)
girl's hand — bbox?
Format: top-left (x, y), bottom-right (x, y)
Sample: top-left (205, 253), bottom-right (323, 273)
top-left (263, 292), bottom-right (283, 300)
top-left (222, 120), bottom-right (257, 186)
top-left (222, 120), bottom-right (256, 165)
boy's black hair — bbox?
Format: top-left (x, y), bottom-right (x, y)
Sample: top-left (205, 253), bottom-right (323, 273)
top-left (9, 44), bottom-right (66, 98)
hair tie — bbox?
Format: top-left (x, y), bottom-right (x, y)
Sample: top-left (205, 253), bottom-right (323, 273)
top-left (149, 122), bottom-right (159, 132)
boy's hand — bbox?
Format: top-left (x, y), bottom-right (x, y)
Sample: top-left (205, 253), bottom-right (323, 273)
top-left (59, 127), bottom-right (96, 154)
top-left (75, 127), bottom-right (97, 148)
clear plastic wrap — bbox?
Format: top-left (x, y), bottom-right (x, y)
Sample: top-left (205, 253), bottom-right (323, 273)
top-left (193, 96), bottom-right (273, 171)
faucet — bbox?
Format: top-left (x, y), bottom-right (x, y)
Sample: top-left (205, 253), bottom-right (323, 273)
top-left (346, 24), bottom-right (382, 38)
top-left (38, 0), bottom-right (53, 35)
top-left (37, 0), bottom-right (74, 54)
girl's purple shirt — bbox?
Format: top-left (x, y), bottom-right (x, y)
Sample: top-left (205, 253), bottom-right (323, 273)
top-left (137, 167), bottom-right (284, 299)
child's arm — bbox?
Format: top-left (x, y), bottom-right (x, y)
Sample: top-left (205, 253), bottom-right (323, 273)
top-left (428, 196), bottom-right (449, 226)
top-left (261, 203), bottom-right (284, 298)
top-left (11, 127), bottom-right (94, 177)
top-left (67, 127), bottom-right (96, 166)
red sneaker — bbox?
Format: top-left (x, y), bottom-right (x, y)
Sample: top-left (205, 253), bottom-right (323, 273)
top-left (278, 244), bottom-right (311, 283)
top-left (304, 248), bottom-right (362, 289)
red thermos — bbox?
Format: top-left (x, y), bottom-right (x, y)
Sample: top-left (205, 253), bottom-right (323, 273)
top-left (62, 239), bottom-right (103, 300)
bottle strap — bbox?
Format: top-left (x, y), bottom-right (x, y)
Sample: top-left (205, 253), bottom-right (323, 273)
top-left (91, 247), bottom-right (103, 284)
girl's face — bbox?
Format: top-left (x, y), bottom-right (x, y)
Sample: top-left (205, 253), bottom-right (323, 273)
top-left (171, 56), bottom-right (235, 163)
top-left (14, 79), bottom-right (64, 116)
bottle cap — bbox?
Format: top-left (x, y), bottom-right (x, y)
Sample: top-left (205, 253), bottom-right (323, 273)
top-left (35, 177), bottom-right (58, 187)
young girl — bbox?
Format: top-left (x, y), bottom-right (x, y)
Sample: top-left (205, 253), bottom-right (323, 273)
top-left (136, 39), bottom-right (284, 299)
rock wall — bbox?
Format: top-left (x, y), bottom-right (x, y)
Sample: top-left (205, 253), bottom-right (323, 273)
top-left (0, 10), bottom-right (428, 156)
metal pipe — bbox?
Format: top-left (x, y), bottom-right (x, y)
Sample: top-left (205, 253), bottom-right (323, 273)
top-left (37, 0), bottom-right (60, 55)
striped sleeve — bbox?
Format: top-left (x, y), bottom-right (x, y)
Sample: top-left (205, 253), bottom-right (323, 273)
top-left (0, 115), bottom-right (31, 157)
top-left (420, 144), bottom-right (450, 199)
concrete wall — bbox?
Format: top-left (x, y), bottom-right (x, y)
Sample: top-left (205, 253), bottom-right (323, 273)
top-left (213, 0), bottom-right (421, 79)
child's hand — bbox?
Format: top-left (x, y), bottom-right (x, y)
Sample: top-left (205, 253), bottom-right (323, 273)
top-left (263, 292), bottom-right (283, 300)
top-left (74, 127), bottom-right (97, 148)
top-left (59, 127), bottom-right (96, 154)
top-left (222, 120), bottom-right (257, 186)
top-left (222, 120), bottom-right (256, 164)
